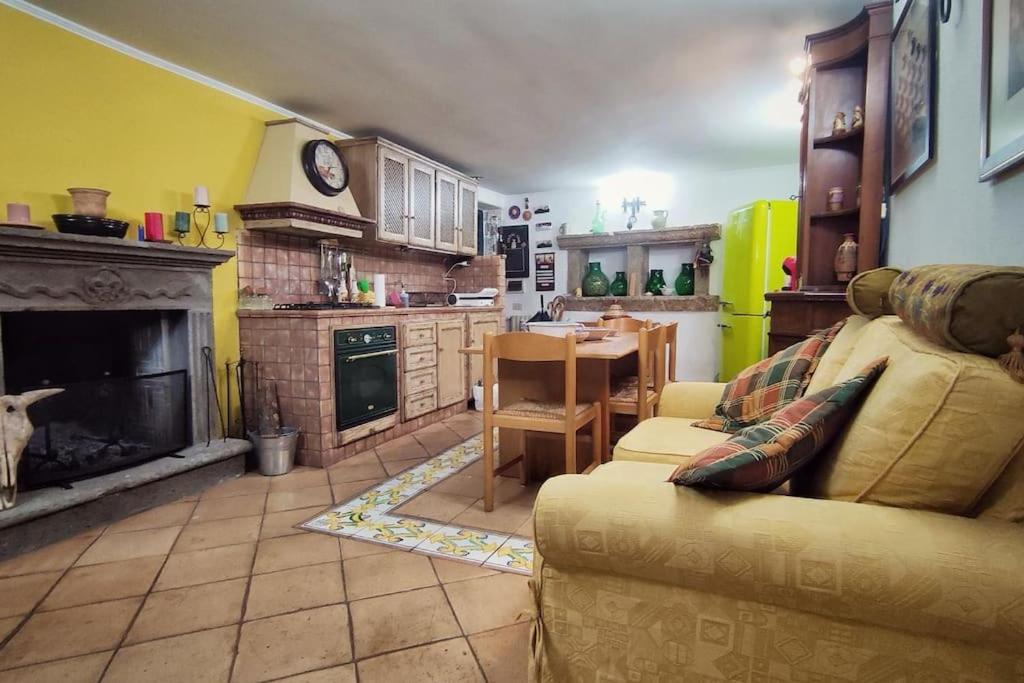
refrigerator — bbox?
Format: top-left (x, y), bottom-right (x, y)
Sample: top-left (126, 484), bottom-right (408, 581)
top-left (719, 200), bottom-right (798, 381)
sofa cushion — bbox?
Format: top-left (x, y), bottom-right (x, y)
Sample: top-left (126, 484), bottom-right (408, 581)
top-left (695, 320), bottom-right (843, 433)
top-left (846, 267), bottom-right (902, 318)
top-left (613, 417), bottom-right (730, 466)
top-left (805, 315), bottom-right (870, 394)
top-left (670, 359), bottom-right (887, 491)
top-left (793, 317), bottom-right (1024, 515)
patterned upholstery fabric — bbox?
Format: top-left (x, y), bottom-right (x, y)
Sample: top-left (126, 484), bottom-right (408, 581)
top-left (804, 315), bottom-right (869, 394)
top-left (670, 359), bottom-right (887, 491)
top-left (497, 399), bottom-right (589, 419)
top-left (694, 320), bottom-right (843, 433)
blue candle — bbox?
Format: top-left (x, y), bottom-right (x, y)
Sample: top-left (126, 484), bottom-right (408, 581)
top-left (214, 212), bottom-right (229, 234)
top-left (174, 211), bottom-right (190, 234)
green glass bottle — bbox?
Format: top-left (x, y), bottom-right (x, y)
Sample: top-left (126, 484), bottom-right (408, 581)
top-left (609, 271), bottom-right (627, 296)
top-left (581, 262), bottom-right (610, 296)
top-left (674, 263), bottom-right (695, 296)
top-left (645, 269), bottom-right (667, 295)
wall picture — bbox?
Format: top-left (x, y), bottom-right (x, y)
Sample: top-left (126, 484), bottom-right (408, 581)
top-left (535, 252), bottom-right (555, 292)
top-left (981, 0), bottom-right (1024, 179)
top-left (890, 0), bottom-right (936, 191)
top-left (499, 224), bottom-right (530, 278)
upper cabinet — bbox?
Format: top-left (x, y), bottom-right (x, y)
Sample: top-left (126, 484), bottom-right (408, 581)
top-left (337, 137), bottom-right (479, 256)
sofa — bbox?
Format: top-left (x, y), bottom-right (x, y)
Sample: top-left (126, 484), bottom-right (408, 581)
top-left (528, 314), bottom-right (1024, 682)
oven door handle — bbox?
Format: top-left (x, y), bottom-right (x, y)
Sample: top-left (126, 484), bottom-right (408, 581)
top-left (343, 348), bottom-right (398, 362)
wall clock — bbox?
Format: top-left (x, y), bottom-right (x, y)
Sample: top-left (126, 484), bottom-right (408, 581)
top-left (301, 139), bottom-right (349, 196)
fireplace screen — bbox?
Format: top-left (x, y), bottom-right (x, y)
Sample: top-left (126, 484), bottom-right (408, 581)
top-left (19, 370), bottom-right (189, 489)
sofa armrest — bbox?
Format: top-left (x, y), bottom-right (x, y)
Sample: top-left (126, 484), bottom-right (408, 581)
top-left (656, 381), bottom-right (724, 418)
top-left (534, 474), bottom-right (1024, 653)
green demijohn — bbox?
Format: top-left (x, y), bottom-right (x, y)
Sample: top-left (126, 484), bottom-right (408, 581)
top-left (674, 263), bottom-right (695, 295)
top-left (644, 268), bottom-right (667, 295)
top-left (609, 271), bottom-right (628, 296)
top-left (581, 262), bottom-right (610, 296)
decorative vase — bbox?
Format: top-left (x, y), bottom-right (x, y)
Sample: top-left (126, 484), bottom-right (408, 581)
top-left (650, 210), bottom-right (669, 230)
top-left (589, 201), bottom-right (606, 234)
top-left (674, 263), bottom-right (695, 296)
top-left (67, 187), bottom-right (110, 218)
top-left (644, 269), bottom-right (667, 296)
top-left (609, 271), bottom-right (628, 296)
top-left (581, 262), bottom-right (610, 296)
top-left (834, 233), bottom-right (858, 282)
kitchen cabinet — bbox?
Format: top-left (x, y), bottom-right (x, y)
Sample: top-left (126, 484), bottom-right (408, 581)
top-left (336, 137), bottom-right (478, 256)
top-left (468, 312), bottom-right (501, 389)
top-left (436, 318), bottom-right (467, 408)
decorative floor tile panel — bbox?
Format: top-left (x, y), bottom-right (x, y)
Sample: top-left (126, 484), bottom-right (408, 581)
top-left (483, 536), bottom-right (535, 575)
top-left (351, 514), bottom-right (444, 549)
top-left (415, 526), bottom-right (510, 564)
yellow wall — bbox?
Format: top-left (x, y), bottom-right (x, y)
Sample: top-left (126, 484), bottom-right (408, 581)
top-left (0, 5), bottom-right (274, 429)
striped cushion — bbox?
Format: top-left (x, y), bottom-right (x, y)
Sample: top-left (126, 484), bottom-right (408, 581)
top-left (695, 320), bottom-right (844, 433)
top-left (670, 358), bottom-right (887, 491)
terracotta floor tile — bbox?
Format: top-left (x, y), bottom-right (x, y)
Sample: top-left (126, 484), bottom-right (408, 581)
top-left (42, 556), bottom-right (163, 611)
top-left (382, 457), bottom-right (427, 476)
top-left (451, 501), bottom-right (533, 534)
top-left (190, 492), bottom-right (266, 522)
top-left (328, 461), bottom-right (386, 484)
top-left (104, 625), bottom-right (236, 683)
top-left (344, 550), bottom-right (437, 600)
top-left (492, 478), bottom-right (541, 507)
top-left (431, 472), bottom-right (485, 498)
top-left (200, 474), bottom-right (270, 499)
top-left (268, 467), bottom-right (329, 492)
top-left (350, 586), bottom-right (460, 659)
top-left (0, 536), bottom-right (95, 578)
top-left (155, 543), bottom-right (255, 591)
top-left (274, 664), bottom-right (356, 682)
top-left (233, 604), bottom-right (352, 683)
top-left (338, 538), bottom-right (396, 560)
top-left (444, 573), bottom-right (532, 634)
top-left (515, 516), bottom-right (535, 539)
top-left (331, 479), bottom-right (382, 503)
top-left (74, 526), bottom-right (180, 567)
top-left (431, 557), bottom-right (499, 584)
top-left (0, 598), bottom-right (140, 670)
top-left (412, 424), bottom-right (462, 455)
top-left (0, 615), bottom-right (21, 641)
top-left (105, 501), bottom-right (196, 533)
top-left (125, 578), bottom-right (246, 644)
top-left (444, 416), bottom-right (484, 440)
top-left (336, 449), bottom-right (380, 468)
top-left (356, 638), bottom-right (484, 683)
top-left (261, 506), bottom-right (325, 539)
top-left (266, 485), bottom-right (333, 513)
top-left (462, 460), bottom-right (486, 477)
top-left (470, 622), bottom-right (531, 683)
top-left (393, 490), bottom-right (477, 522)
top-left (172, 515), bottom-right (261, 553)
top-left (0, 571), bottom-right (61, 618)
top-left (245, 562), bottom-right (345, 620)
top-left (253, 533), bottom-right (340, 574)
top-left (375, 434), bottom-right (429, 463)
top-left (0, 651), bottom-right (112, 683)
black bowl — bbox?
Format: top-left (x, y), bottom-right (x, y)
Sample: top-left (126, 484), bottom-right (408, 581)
top-left (52, 214), bottom-right (130, 239)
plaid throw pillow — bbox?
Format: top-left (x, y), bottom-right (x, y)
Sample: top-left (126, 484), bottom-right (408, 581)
top-left (695, 320), bottom-right (844, 433)
top-left (670, 358), bottom-right (887, 491)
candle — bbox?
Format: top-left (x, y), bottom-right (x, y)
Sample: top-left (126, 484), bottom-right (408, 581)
top-left (144, 212), bottom-right (164, 241)
top-left (193, 186), bottom-right (210, 207)
top-left (174, 211), bottom-right (190, 234)
top-left (214, 212), bottom-right (229, 234)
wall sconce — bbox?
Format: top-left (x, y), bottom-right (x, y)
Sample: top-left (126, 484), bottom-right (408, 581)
top-left (175, 185), bottom-right (228, 248)
top-left (622, 196), bottom-right (646, 231)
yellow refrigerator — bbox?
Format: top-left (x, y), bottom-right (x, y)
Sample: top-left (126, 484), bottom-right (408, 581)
top-left (719, 200), bottom-right (797, 381)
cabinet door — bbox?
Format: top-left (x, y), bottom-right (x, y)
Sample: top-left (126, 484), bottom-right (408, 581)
top-left (378, 147), bottom-right (409, 243)
top-left (457, 180), bottom-right (478, 255)
top-left (435, 171), bottom-right (459, 252)
top-left (469, 315), bottom-right (500, 389)
top-left (408, 161), bottom-right (436, 249)
top-left (436, 319), bottom-right (467, 407)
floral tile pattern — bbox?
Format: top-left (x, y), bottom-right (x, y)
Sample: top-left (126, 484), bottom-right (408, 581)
top-left (300, 432), bottom-right (535, 575)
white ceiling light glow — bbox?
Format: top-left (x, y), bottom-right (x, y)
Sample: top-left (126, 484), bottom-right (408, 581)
top-left (597, 169), bottom-right (675, 210)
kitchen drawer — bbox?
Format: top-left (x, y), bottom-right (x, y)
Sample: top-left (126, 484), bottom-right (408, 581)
top-left (403, 322), bottom-right (436, 347)
top-left (403, 344), bottom-right (437, 371)
top-left (404, 388), bottom-right (437, 420)
top-left (403, 366), bottom-right (437, 395)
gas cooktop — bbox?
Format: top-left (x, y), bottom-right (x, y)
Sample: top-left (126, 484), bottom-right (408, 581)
top-left (272, 302), bottom-right (373, 311)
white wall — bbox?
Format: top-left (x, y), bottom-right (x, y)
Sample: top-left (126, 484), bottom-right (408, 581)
top-left (887, 2), bottom-right (1024, 266)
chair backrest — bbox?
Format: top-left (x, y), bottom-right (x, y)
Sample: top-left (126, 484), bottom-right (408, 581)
top-left (579, 320), bottom-right (603, 328)
top-left (638, 324), bottom-right (668, 394)
top-left (482, 331), bottom-right (577, 424)
top-left (664, 321), bottom-right (678, 382)
top-left (599, 317), bottom-right (650, 333)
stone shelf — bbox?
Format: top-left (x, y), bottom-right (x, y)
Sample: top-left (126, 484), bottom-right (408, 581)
top-left (563, 295), bottom-right (719, 313)
top-left (555, 224), bottom-right (721, 250)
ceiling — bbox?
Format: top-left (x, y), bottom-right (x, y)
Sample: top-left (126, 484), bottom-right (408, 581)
top-left (28, 0), bottom-right (865, 193)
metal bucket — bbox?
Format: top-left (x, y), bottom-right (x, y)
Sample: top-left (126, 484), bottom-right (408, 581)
top-left (249, 427), bottom-right (299, 476)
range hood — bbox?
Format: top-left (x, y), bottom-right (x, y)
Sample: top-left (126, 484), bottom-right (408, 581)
top-left (234, 119), bottom-right (373, 239)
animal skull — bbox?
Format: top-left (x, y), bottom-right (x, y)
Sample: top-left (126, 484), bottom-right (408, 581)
top-left (1, 389), bottom-right (64, 510)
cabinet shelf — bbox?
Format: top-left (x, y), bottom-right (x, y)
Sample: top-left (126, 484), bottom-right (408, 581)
top-left (809, 207), bottom-right (859, 221)
top-left (812, 127), bottom-right (864, 148)
top-left (563, 295), bottom-right (719, 313)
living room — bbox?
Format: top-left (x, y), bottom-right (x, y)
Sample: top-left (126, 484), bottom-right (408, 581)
top-left (1, 1), bottom-right (1023, 681)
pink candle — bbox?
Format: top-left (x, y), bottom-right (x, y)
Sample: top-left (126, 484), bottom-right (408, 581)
top-left (144, 212), bottom-right (164, 241)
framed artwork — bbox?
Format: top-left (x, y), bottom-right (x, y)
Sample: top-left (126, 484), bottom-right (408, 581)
top-left (534, 253), bottom-right (555, 292)
top-left (890, 0), bottom-right (937, 191)
top-left (499, 224), bottom-right (530, 279)
top-left (980, 0), bottom-right (1024, 180)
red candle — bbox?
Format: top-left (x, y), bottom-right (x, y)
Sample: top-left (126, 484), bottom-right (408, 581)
top-left (144, 212), bottom-right (164, 241)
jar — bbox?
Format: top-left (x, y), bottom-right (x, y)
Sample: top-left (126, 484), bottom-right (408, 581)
top-left (581, 262), bottom-right (610, 297)
top-left (834, 233), bottom-right (858, 282)
top-left (644, 269), bottom-right (667, 296)
top-left (674, 263), bottom-right (695, 296)
top-left (609, 271), bottom-right (628, 296)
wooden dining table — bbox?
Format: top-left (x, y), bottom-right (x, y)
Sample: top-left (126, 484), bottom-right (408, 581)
top-left (460, 332), bottom-right (640, 473)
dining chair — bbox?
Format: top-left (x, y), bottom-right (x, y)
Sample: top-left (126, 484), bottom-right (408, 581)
top-left (599, 316), bottom-right (651, 333)
top-left (609, 324), bottom-right (667, 422)
top-left (664, 321), bottom-right (678, 382)
top-left (482, 331), bottom-right (602, 512)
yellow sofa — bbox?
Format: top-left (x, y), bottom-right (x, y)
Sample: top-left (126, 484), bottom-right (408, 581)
top-left (529, 315), bottom-right (1024, 681)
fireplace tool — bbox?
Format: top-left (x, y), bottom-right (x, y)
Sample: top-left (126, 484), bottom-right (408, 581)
top-left (201, 346), bottom-right (226, 447)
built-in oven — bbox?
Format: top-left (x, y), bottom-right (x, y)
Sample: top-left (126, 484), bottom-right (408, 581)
top-left (334, 326), bottom-right (398, 431)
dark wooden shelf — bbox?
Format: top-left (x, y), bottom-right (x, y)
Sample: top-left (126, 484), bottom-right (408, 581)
top-left (563, 295), bottom-right (719, 313)
top-left (555, 224), bottom-right (720, 250)
top-left (810, 207), bottom-right (859, 221)
top-left (813, 127), bottom-right (864, 148)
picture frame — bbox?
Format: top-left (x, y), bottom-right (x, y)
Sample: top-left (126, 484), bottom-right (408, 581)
top-left (980, 0), bottom-right (1024, 180)
top-left (890, 0), bottom-right (937, 192)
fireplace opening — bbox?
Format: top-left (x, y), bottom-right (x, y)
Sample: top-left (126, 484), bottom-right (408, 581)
top-left (1, 310), bottom-right (192, 489)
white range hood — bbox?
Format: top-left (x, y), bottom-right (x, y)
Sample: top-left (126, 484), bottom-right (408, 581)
top-left (234, 119), bottom-right (373, 239)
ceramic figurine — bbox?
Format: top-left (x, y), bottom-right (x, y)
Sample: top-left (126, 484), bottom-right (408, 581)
top-left (852, 105), bottom-right (864, 129)
top-left (1, 389), bottom-right (64, 509)
top-left (696, 242), bottom-right (714, 267)
top-left (832, 111), bottom-right (847, 134)
top-left (834, 233), bottom-right (859, 282)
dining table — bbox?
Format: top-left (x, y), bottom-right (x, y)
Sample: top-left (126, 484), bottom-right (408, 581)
top-left (460, 331), bottom-right (640, 476)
